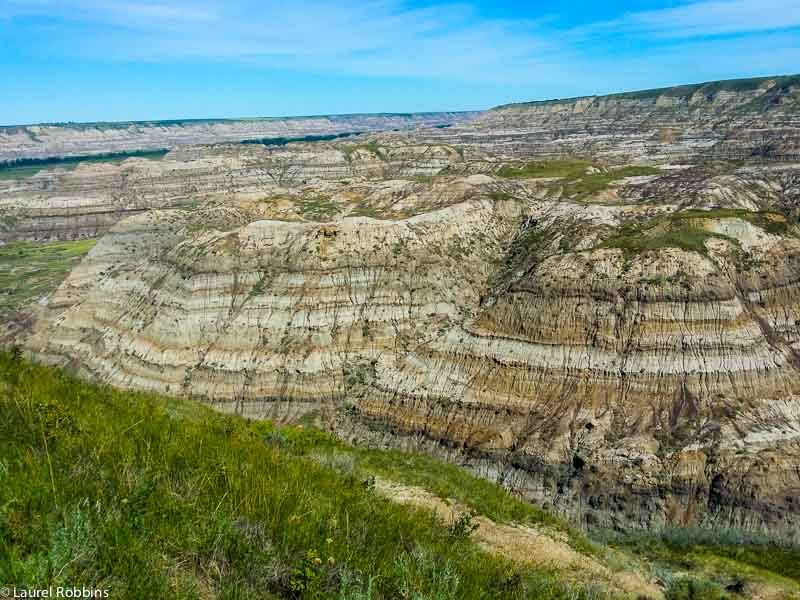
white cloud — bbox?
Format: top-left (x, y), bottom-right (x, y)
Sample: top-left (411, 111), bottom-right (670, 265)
top-left (0, 0), bottom-right (557, 81)
top-left (1, 0), bottom-right (798, 86)
top-left (583, 0), bottom-right (800, 39)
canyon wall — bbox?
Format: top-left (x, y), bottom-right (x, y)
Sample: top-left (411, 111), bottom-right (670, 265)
top-left (0, 112), bottom-right (476, 162)
top-left (7, 75), bottom-right (800, 541)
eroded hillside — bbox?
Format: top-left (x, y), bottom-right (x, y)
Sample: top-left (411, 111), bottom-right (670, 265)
top-left (3, 75), bottom-right (800, 545)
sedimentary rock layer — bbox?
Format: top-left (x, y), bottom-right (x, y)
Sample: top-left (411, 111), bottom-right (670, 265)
top-left (10, 75), bottom-right (800, 541)
top-left (0, 112), bottom-right (476, 162)
top-left (0, 142), bottom-right (470, 243)
top-left (25, 170), bottom-right (800, 541)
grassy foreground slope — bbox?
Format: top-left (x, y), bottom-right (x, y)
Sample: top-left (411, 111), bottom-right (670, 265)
top-left (0, 353), bottom-right (601, 600)
top-left (2, 354), bottom-right (799, 599)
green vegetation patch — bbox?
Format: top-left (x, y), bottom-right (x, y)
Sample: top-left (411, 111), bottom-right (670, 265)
top-left (295, 195), bottom-right (340, 222)
top-left (496, 161), bottom-right (660, 201)
top-left (319, 447), bottom-right (598, 556)
top-left (560, 166), bottom-right (661, 200)
top-left (594, 527), bottom-right (800, 599)
top-left (0, 239), bottom-right (96, 313)
top-left (341, 141), bottom-right (384, 161)
top-left (673, 208), bottom-right (791, 235)
top-left (0, 354), bottom-right (603, 599)
top-left (496, 159), bottom-right (592, 180)
top-left (600, 220), bottom-right (720, 257)
top-left (598, 208), bottom-right (790, 258)
top-left (411, 174), bottom-right (437, 184)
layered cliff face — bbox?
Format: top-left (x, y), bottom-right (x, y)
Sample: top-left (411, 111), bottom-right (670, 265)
top-left (0, 141), bottom-right (470, 243)
top-left (25, 175), bottom-right (521, 421)
top-left (23, 161), bottom-right (800, 541)
top-left (0, 112), bottom-right (476, 162)
top-left (467, 75), bottom-right (800, 163)
top-left (8, 76), bottom-right (800, 542)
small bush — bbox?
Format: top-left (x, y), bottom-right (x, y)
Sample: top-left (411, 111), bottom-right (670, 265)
top-left (665, 577), bottom-right (729, 600)
top-left (447, 510), bottom-right (480, 539)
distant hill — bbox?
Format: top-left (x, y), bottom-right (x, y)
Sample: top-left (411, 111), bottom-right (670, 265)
top-left (0, 111), bottom-right (478, 163)
top-left (491, 73), bottom-right (800, 110)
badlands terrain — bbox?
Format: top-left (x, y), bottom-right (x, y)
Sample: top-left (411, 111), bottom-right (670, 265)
top-left (2, 73), bottom-right (800, 575)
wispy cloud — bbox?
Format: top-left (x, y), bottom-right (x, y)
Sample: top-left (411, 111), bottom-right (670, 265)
top-left (0, 0), bottom-right (547, 77)
top-left (1, 0), bottom-right (557, 80)
top-left (580, 0), bottom-right (800, 39)
top-left (1, 0), bottom-right (798, 86)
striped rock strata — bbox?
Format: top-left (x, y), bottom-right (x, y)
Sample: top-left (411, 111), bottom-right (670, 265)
top-left (0, 112), bottom-right (475, 162)
top-left (0, 142), bottom-right (470, 243)
top-left (25, 173), bottom-right (800, 541)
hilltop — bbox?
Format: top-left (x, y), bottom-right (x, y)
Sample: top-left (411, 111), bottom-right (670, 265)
top-left (491, 74), bottom-right (800, 109)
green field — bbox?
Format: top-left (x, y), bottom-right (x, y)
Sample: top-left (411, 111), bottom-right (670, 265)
top-left (0, 240), bottom-right (96, 313)
top-left (598, 209), bottom-right (793, 257)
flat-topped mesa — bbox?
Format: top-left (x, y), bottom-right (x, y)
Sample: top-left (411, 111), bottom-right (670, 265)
top-left (488, 75), bottom-right (800, 125)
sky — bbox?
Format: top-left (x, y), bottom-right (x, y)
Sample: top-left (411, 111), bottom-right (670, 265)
top-left (1, 0), bottom-right (799, 125)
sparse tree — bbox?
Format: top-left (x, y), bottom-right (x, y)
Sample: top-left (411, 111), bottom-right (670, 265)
top-left (255, 155), bottom-right (300, 188)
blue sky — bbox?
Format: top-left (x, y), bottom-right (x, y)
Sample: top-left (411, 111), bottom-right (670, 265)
top-left (1, 0), bottom-right (799, 125)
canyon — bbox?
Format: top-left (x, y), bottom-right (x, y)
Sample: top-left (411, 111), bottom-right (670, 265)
top-left (3, 74), bottom-right (800, 544)
top-left (0, 112), bottom-right (474, 162)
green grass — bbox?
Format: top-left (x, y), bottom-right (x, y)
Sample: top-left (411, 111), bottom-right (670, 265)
top-left (600, 221), bottom-right (718, 257)
top-left (0, 354), bottom-right (606, 599)
top-left (295, 195), bottom-right (340, 222)
top-left (597, 208), bottom-right (791, 258)
top-left (496, 161), bottom-right (660, 201)
top-left (496, 160), bottom-right (592, 180)
top-left (317, 447), bottom-right (598, 557)
top-left (0, 239), bottom-right (96, 312)
top-left (560, 166), bottom-right (661, 200)
top-left (670, 209), bottom-right (791, 235)
top-left (594, 528), bottom-right (800, 599)
top-left (411, 175), bottom-right (437, 184)
top-left (341, 142), bottom-right (384, 161)
top-left (599, 528), bottom-right (800, 582)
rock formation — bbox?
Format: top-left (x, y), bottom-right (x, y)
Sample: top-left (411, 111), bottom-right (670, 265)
top-left (0, 112), bottom-right (475, 162)
top-left (7, 75), bottom-right (800, 542)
